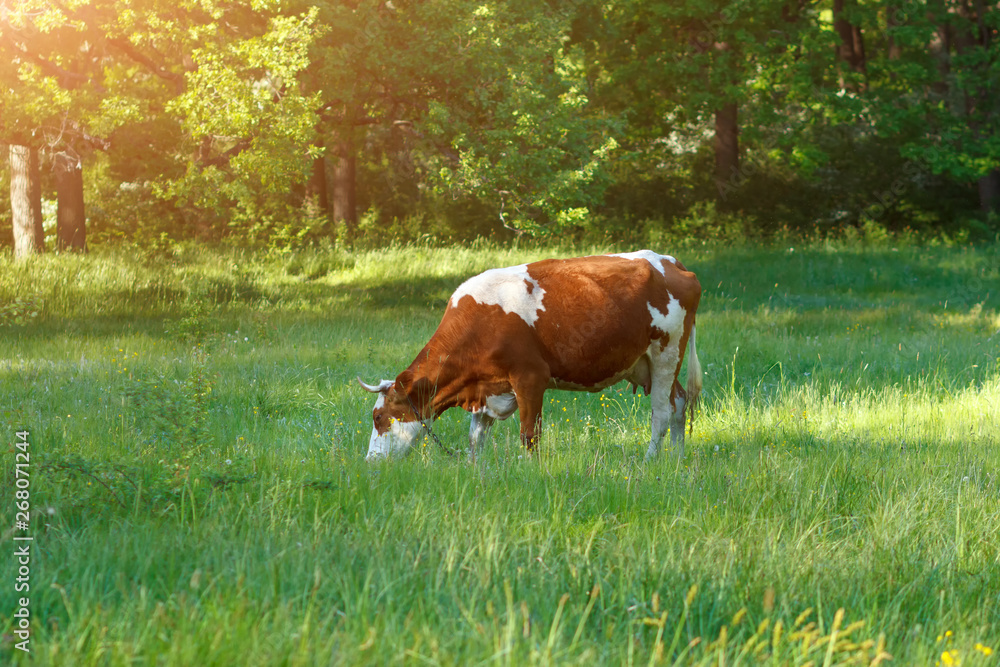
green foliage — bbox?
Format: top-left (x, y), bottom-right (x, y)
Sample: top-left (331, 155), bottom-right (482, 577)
top-left (425, 2), bottom-right (619, 235)
top-left (160, 8), bottom-right (324, 210)
top-left (2, 0), bottom-right (999, 246)
top-left (656, 200), bottom-right (755, 245)
top-left (0, 295), bottom-right (42, 326)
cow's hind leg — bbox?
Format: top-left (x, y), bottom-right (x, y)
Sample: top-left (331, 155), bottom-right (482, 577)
top-left (667, 383), bottom-right (687, 455)
top-left (644, 348), bottom-right (686, 461)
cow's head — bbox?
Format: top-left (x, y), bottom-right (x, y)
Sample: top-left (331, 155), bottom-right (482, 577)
top-left (357, 377), bottom-right (424, 460)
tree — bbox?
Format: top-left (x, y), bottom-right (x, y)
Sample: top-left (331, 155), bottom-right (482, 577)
top-left (425, 1), bottom-right (617, 234)
top-left (833, 0), bottom-right (868, 90)
top-left (1, 0), bottom-right (119, 249)
top-left (857, 0), bottom-right (1000, 215)
top-left (153, 4), bottom-right (324, 236)
top-left (945, 0), bottom-right (1000, 213)
top-left (54, 151), bottom-right (86, 250)
top-left (8, 145), bottom-right (44, 258)
top-left (570, 0), bottom-right (808, 209)
top-left (3, 0), bottom-right (992, 245)
top-left (2, 0), bottom-right (326, 243)
top-left (300, 0), bottom-right (481, 236)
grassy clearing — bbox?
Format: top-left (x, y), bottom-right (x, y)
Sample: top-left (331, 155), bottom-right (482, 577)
top-left (1, 241), bottom-right (998, 665)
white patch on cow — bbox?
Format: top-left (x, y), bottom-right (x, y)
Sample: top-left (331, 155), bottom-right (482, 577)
top-left (449, 264), bottom-right (546, 327)
top-left (609, 249), bottom-right (677, 275)
top-left (483, 393), bottom-right (518, 420)
top-left (647, 296), bottom-right (686, 336)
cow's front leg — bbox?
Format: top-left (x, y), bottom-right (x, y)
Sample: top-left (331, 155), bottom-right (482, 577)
top-left (468, 410), bottom-right (495, 460)
top-left (512, 371), bottom-right (548, 453)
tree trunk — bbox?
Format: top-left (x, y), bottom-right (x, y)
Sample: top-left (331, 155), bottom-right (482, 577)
top-left (927, 5), bottom-right (952, 100)
top-left (886, 8), bottom-right (902, 61)
top-left (950, 0), bottom-right (998, 214)
top-left (305, 152), bottom-right (331, 225)
top-left (833, 0), bottom-right (868, 89)
top-left (54, 152), bottom-right (87, 252)
top-left (714, 101), bottom-right (739, 198)
top-left (9, 145), bottom-right (45, 259)
top-left (331, 137), bottom-right (357, 237)
top-left (973, 0), bottom-right (996, 213)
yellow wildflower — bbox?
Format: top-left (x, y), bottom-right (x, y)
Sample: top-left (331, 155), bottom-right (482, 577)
top-left (940, 650), bottom-right (960, 667)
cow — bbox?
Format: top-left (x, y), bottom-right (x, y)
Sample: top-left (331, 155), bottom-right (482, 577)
top-left (358, 250), bottom-right (702, 462)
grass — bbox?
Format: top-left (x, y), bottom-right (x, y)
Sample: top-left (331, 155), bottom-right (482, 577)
top-left (1, 240), bottom-right (998, 665)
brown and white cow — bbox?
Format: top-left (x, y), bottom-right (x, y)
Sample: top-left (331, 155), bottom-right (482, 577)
top-left (358, 250), bottom-right (702, 461)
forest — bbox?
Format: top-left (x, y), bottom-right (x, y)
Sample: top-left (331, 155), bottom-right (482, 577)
top-left (2, 0), bottom-right (999, 252)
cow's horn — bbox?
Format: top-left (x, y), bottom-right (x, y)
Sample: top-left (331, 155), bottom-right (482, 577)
top-left (357, 377), bottom-right (394, 393)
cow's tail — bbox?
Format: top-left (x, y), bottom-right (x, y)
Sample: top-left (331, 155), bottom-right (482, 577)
top-left (686, 325), bottom-right (703, 435)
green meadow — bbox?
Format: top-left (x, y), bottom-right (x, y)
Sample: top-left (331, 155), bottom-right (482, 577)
top-left (1, 241), bottom-right (998, 665)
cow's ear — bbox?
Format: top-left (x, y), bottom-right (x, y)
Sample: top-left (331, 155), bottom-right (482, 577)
top-left (395, 370), bottom-right (413, 393)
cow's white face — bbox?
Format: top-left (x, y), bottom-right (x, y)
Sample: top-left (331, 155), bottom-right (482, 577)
top-left (359, 378), bottom-right (425, 461)
top-left (366, 393), bottom-right (423, 460)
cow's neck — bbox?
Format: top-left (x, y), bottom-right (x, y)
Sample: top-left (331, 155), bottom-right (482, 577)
top-left (398, 351), bottom-right (463, 420)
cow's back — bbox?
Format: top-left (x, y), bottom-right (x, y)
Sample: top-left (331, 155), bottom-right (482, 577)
top-left (443, 252), bottom-right (699, 392)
